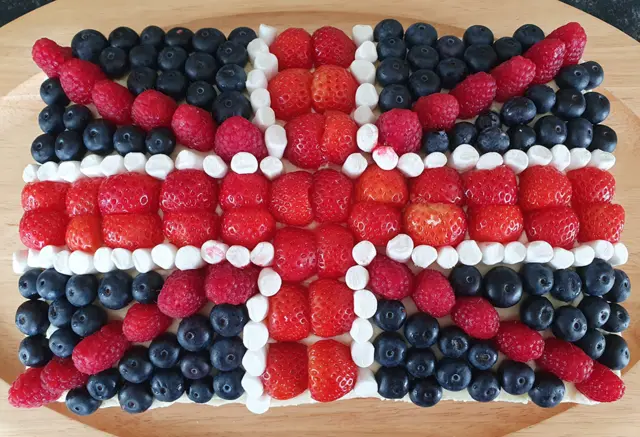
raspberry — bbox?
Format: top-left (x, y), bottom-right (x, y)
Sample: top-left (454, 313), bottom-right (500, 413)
top-left (449, 72), bottom-right (497, 119)
top-left (413, 93), bottom-right (460, 131)
top-left (575, 362), bottom-right (625, 403)
top-left (204, 262), bottom-right (259, 305)
top-left (309, 278), bottom-right (356, 337)
top-left (412, 269), bottom-right (456, 317)
top-left (524, 206), bottom-right (579, 249)
top-left (468, 205), bottom-right (524, 243)
top-left (355, 165), bottom-right (408, 207)
top-left (268, 69), bottom-right (313, 121)
top-left (213, 116), bottom-right (268, 162)
top-left (495, 321), bottom-right (545, 362)
top-left (65, 178), bottom-right (102, 217)
top-left (66, 215), bottom-right (103, 252)
top-left (162, 211), bottom-right (219, 247)
top-left (368, 255), bottom-right (414, 300)
top-left (311, 169), bottom-right (353, 223)
top-left (131, 89), bottom-right (177, 131)
top-left (451, 297), bottom-right (500, 340)
top-left (72, 322), bottom-right (130, 375)
top-left (19, 210), bottom-right (67, 250)
top-left (21, 181), bottom-right (68, 212)
top-left (269, 171), bottom-right (314, 226)
top-left (261, 342), bottom-right (309, 400)
top-left (98, 173), bottom-right (161, 215)
top-left (219, 172), bottom-right (270, 211)
top-left (8, 367), bottom-right (62, 408)
top-left (91, 80), bottom-right (134, 125)
top-left (102, 214), bottom-right (163, 250)
top-left (518, 166), bottom-right (572, 211)
top-left (273, 227), bottom-right (317, 282)
top-left (316, 223), bottom-right (356, 279)
top-left (409, 167), bottom-right (464, 206)
top-left (375, 109), bottom-right (422, 154)
top-left (321, 110), bottom-right (358, 164)
top-left (160, 169), bottom-right (218, 212)
top-left (270, 28), bottom-right (313, 70)
top-left (577, 203), bottom-right (625, 243)
top-left (40, 357), bottom-right (88, 392)
top-left (535, 337), bottom-right (594, 383)
top-left (548, 22), bottom-right (587, 66)
top-left (308, 339), bottom-right (357, 402)
top-left (171, 104), bottom-right (217, 152)
top-left (490, 55), bottom-right (537, 102)
top-left (157, 269), bottom-right (207, 318)
top-left (58, 58), bottom-right (106, 104)
top-left (348, 201), bottom-right (401, 245)
top-left (122, 303), bottom-right (172, 343)
top-left (220, 207), bottom-right (276, 249)
top-left (311, 26), bottom-right (356, 68)
top-left (284, 113), bottom-right (327, 169)
top-left (311, 65), bottom-right (357, 114)
top-left (268, 283), bottom-right (311, 341)
top-left (403, 203), bottom-right (467, 247)
top-left (462, 165), bottom-right (518, 207)
top-left (566, 167), bottom-right (615, 206)
top-left (524, 39), bottom-right (566, 85)
top-left (31, 38), bottom-right (72, 78)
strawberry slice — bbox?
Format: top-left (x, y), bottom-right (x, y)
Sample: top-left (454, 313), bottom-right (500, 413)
top-left (19, 210), bottom-right (67, 250)
top-left (310, 65), bottom-right (357, 114)
top-left (403, 203), bottom-right (467, 247)
top-left (311, 26), bottom-right (356, 68)
top-left (468, 205), bottom-right (524, 243)
top-left (311, 169), bottom-right (353, 223)
top-left (261, 342), bottom-right (309, 400)
top-left (577, 203), bottom-right (625, 243)
top-left (518, 166), bottom-right (572, 211)
top-left (309, 278), bottom-right (355, 337)
top-left (566, 167), bottom-right (615, 206)
top-left (162, 211), bottom-right (219, 247)
top-left (284, 114), bottom-right (327, 170)
top-left (65, 178), bottom-right (102, 217)
top-left (462, 165), bottom-right (518, 207)
top-left (524, 206), bottom-right (579, 249)
top-left (102, 214), bottom-right (163, 250)
top-left (21, 181), bottom-right (68, 212)
top-left (267, 283), bottom-right (311, 342)
top-left (273, 227), bottom-right (317, 282)
top-left (98, 173), bottom-right (161, 215)
top-left (270, 28), bottom-right (313, 70)
top-left (321, 111), bottom-right (358, 164)
top-left (316, 223), bottom-right (355, 279)
top-left (410, 167), bottom-right (464, 206)
top-left (66, 215), bottom-right (103, 252)
top-left (308, 339), bottom-right (357, 402)
top-left (355, 165), bottom-right (408, 208)
top-left (220, 207), bottom-right (275, 249)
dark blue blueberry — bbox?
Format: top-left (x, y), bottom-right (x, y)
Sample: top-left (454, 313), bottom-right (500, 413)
top-left (435, 35), bottom-right (465, 59)
top-left (118, 383), bottom-right (154, 414)
top-left (113, 125), bottom-right (146, 156)
top-left (177, 314), bottom-right (214, 352)
top-left (157, 46), bottom-right (188, 71)
top-left (405, 22), bottom-right (437, 47)
top-left (98, 271), bottom-right (132, 310)
top-left (475, 110), bottom-right (501, 131)
top-left (374, 19), bottom-right (404, 42)
top-left (373, 331), bottom-right (408, 367)
top-left (553, 88), bottom-right (586, 120)
top-left (119, 346), bottom-right (154, 384)
top-left (151, 368), bottom-right (185, 402)
top-left (63, 104), bottom-right (92, 133)
top-left (555, 64), bottom-right (590, 91)
top-left (493, 37), bottom-right (522, 62)
top-left (525, 84), bottom-right (556, 114)
top-left (55, 130), bottom-right (86, 161)
top-left (187, 81), bottom-right (217, 109)
top-left (602, 303), bottom-right (630, 333)
top-left (215, 41), bottom-right (248, 67)
top-left (565, 117), bottom-right (593, 149)
top-left (552, 306), bottom-right (588, 342)
top-left (213, 369), bottom-right (245, 400)
top-left (463, 44), bottom-right (498, 73)
top-left (377, 37), bottom-right (407, 61)
top-left (149, 333), bottom-right (182, 368)
top-left (468, 371), bottom-right (500, 402)
top-left (467, 341), bottom-right (498, 371)
top-left (31, 134), bottom-right (57, 163)
top-left (165, 27), bottom-right (193, 50)
top-left (409, 377), bottom-right (442, 407)
top-left (18, 269), bottom-right (43, 299)
top-left (72, 29), bottom-right (108, 63)
top-left (140, 25), bottom-right (166, 50)
top-left (408, 69), bottom-right (441, 98)
top-left (109, 26), bottom-right (139, 52)
top-left (49, 327), bottom-right (81, 358)
top-left (406, 348), bottom-right (436, 378)
top-left (463, 25), bottom-right (494, 46)
top-left (40, 78), bottom-right (69, 106)
top-left (583, 92), bottom-right (610, 124)
top-left (129, 44), bottom-right (158, 69)
top-left (180, 352), bottom-right (212, 380)
top-left (550, 269), bottom-right (582, 302)
top-left (375, 366), bottom-right (409, 399)
top-left (156, 70), bottom-right (188, 100)
top-left (373, 299), bottom-right (407, 332)
top-left (604, 269), bottom-right (631, 303)
top-left (376, 57), bottom-right (410, 86)
top-left (475, 126), bottom-right (510, 154)
top-left (575, 328), bottom-right (606, 360)
top-left (528, 372), bottom-right (565, 408)
top-left (66, 387), bottom-right (101, 416)
top-left (212, 91), bottom-right (252, 124)
top-left (185, 52), bottom-right (218, 82)
top-left (209, 303), bottom-right (249, 337)
top-left (435, 58), bottom-right (468, 89)
top-left (71, 304), bottom-right (107, 337)
top-left (589, 124), bottom-right (617, 152)
top-left (87, 368), bottom-right (121, 400)
top-left (578, 259), bottom-right (614, 296)
top-left (422, 131), bottom-right (449, 154)
top-left (37, 268), bottom-right (69, 301)
top-left (48, 297), bottom-right (75, 327)
top-left (215, 64), bottom-right (247, 93)
top-left (507, 125), bottom-right (536, 151)
top-left (449, 122), bottom-right (477, 148)
top-left (378, 84), bottom-right (412, 112)
top-left (484, 266), bottom-right (523, 308)
top-left (404, 313), bottom-right (439, 348)
top-left (193, 28), bottom-right (226, 54)
top-left (513, 24), bottom-right (545, 51)
top-left (187, 376), bottom-right (214, 403)
top-left (146, 127), bottom-right (176, 155)
top-left (500, 97), bottom-right (537, 126)
top-left (449, 265), bottom-right (483, 297)
top-left (578, 296), bottom-right (611, 329)
top-left (520, 295), bottom-right (555, 331)
top-left (437, 326), bottom-right (470, 359)
top-left (39, 104), bottom-right (65, 135)
top-left (228, 27), bottom-right (257, 47)
top-left (83, 119), bottom-right (116, 155)
top-left (436, 358), bottom-right (472, 391)
top-left (598, 334), bottom-right (630, 370)
top-left (210, 337), bottom-right (246, 371)
top-left (127, 66), bottom-right (157, 96)
top-left (534, 115), bottom-right (567, 146)
top-left (499, 360), bottom-right (535, 395)
top-left (19, 334), bottom-right (52, 367)
top-left (132, 271), bottom-right (164, 304)
top-left (580, 61), bottom-right (604, 89)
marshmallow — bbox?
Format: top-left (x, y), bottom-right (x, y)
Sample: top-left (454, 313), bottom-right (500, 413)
top-left (258, 24), bottom-right (277, 46)
top-left (437, 246), bottom-right (459, 269)
top-left (250, 241), bottom-right (274, 266)
top-left (588, 149), bottom-right (616, 170)
top-left (352, 240), bottom-right (377, 266)
top-left (23, 164), bottom-right (39, 182)
top-left (353, 105), bottom-right (377, 126)
top-left (411, 245), bottom-right (438, 268)
top-left (550, 144), bottom-right (571, 172)
top-left (571, 245), bottom-right (595, 267)
top-left (246, 294), bottom-right (269, 322)
top-left (351, 341), bottom-right (375, 368)
top-left (246, 394), bottom-right (271, 415)
top-left (449, 144), bottom-right (479, 172)
top-left (346, 265), bottom-right (370, 290)
top-left (355, 40), bottom-right (377, 63)
top-left (80, 155), bottom-right (103, 177)
top-left (548, 247), bottom-right (575, 269)
top-left (145, 154), bottom-right (174, 180)
top-left (475, 152), bottom-right (504, 170)
top-left (610, 243), bottom-right (628, 266)
top-left (93, 247), bottom-right (116, 273)
top-left (226, 245), bottom-right (251, 268)
top-left (202, 154), bottom-right (228, 179)
top-left (53, 250), bottom-right (73, 275)
top-left (27, 249), bottom-right (41, 268)
top-left (242, 321), bottom-right (269, 351)
top-left (151, 243), bottom-right (178, 270)
top-left (583, 240), bottom-right (614, 261)
top-left (372, 146), bottom-right (398, 170)
top-left (397, 152), bottom-right (424, 178)
top-left (355, 83), bottom-right (378, 109)
top-left (252, 106), bottom-right (276, 131)
top-left (100, 154), bottom-right (126, 176)
top-left (247, 38), bottom-right (269, 63)
top-left (58, 161), bottom-right (84, 183)
top-left (350, 318), bottom-right (374, 343)
top-left (253, 52), bottom-right (278, 80)
top-left (111, 248), bottom-right (134, 270)
top-left (12, 250), bottom-right (28, 274)
top-left (242, 347), bottom-right (267, 377)
top-left (246, 69), bottom-right (268, 95)
top-left (525, 241), bottom-right (554, 263)
top-left (352, 24), bottom-right (374, 46)
top-left (353, 289), bottom-right (378, 319)
top-left (479, 242), bottom-right (505, 265)
top-left (386, 234), bottom-right (414, 263)
top-left (250, 88), bottom-right (271, 112)
top-left (357, 123), bottom-right (378, 153)
top-left (342, 153), bottom-right (369, 178)
top-left (175, 245), bottom-right (205, 270)
top-left (350, 60), bottom-right (376, 85)
top-left (258, 267), bottom-right (281, 296)
top-left (457, 240), bottom-right (483, 266)
top-left (39, 245), bottom-right (63, 269)
top-left (503, 241), bottom-right (527, 264)
top-left (259, 156), bottom-right (284, 180)
top-left (69, 251), bottom-right (98, 274)
top-left (424, 152), bottom-right (448, 169)
top-left (123, 152), bottom-right (148, 173)
top-left (37, 161), bottom-right (62, 181)
top-left (354, 368), bottom-right (378, 397)
top-left (230, 152), bottom-right (259, 174)
top-left (503, 149), bottom-right (529, 174)
top-left (527, 145), bottom-right (553, 167)
top-left (567, 148), bottom-right (592, 170)
top-left (132, 249), bottom-right (155, 273)
top-left (241, 374), bottom-right (265, 398)
top-left (264, 124), bottom-right (287, 158)
top-left (200, 240), bottom-right (228, 265)
top-left (175, 149), bottom-right (205, 170)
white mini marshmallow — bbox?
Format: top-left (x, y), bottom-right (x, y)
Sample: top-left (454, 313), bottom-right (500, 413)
top-left (449, 144), bottom-right (479, 172)
top-left (246, 394), bottom-right (271, 415)
top-left (583, 240), bottom-right (614, 261)
top-left (132, 249), bottom-right (155, 273)
top-left (58, 161), bottom-right (84, 183)
top-left (353, 289), bottom-right (377, 319)
top-left (397, 152), bottom-right (424, 178)
top-left (475, 152), bottom-right (504, 170)
top-left (252, 106), bottom-right (276, 131)
top-left (357, 123), bottom-right (378, 153)
top-left (354, 368), bottom-right (378, 397)
top-left (250, 241), bottom-right (274, 266)
top-left (242, 347), bottom-right (267, 377)
top-left (175, 245), bottom-right (205, 270)
top-left (259, 156), bottom-right (284, 180)
top-left (37, 161), bottom-right (61, 181)
top-left (111, 248), bottom-right (134, 270)
top-left (247, 38), bottom-right (269, 64)
top-left (53, 250), bottom-right (73, 275)
top-left (230, 152), bottom-right (259, 174)
top-left (346, 265), bottom-right (370, 290)
top-left (351, 341), bottom-right (375, 368)
top-left (123, 152), bottom-right (148, 173)
top-left (610, 243), bottom-right (628, 266)
top-left (23, 164), bottom-right (39, 182)
top-left (355, 83), bottom-right (378, 109)
top-left (386, 234), bottom-right (414, 263)
top-left (457, 240), bottom-right (483, 266)
top-left (80, 155), bottom-right (103, 177)
top-left (246, 294), bottom-right (269, 322)
top-left (175, 149), bottom-right (205, 170)
top-left (478, 242), bottom-right (504, 265)
top-left (525, 241), bottom-right (554, 263)
top-left (372, 146), bottom-right (398, 170)
top-left (200, 240), bottom-right (228, 265)
top-left (151, 243), bottom-right (178, 270)
top-left (571, 245), bottom-right (595, 267)
top-left (202, 154), bottom-right (228, 179)
top-left (258, 24), bottom-right (277, 46)
top-left (241, 374), bottom-right (265, 398)
top-left (243, 321), bottom-right (269, 351)
top-left (342, 153), bottom-right (369, 178)
top-left (503, 149), bottom-right (529, 174)
top-left (550, 144), bottom-right (571, 172)
top-left (39, 245), bottom-right (62, 269)
top-left (503, 241), bottom-right (527, 264)
top-left (437, 246), bottom-right (459, 269)
top-left (264, 124), bottom-right (287, 158)
top-left (567, 148), bottom-right (592, 170)
top-left (93, 247), bottom-right (115, 273)
top-left (353, 105), bottom-right (377, 126)
top-left (411, 245), bottom-right (438, 268)
top-left (253, 52), bottom-right (278, 80)
top-left (355, 40), bottom-right (377, 63)
top-left (226, 245), bottom-right (251, 268)
top-left (69, 251), bottom-right (97, 274)
top-left (548, 247), bottom-right (575, 269)
top-left (250, 88), bottom-right (271, 112)
top-left (246, 69), bottom-right (268, 95)
top-left (12, 250), bottom-right (28, 274)
top-left (350, 60), bottom-right (376, 85)
top-left (352, 240), bottom-right (376, 266)
top-left (588, 149), bottom-right (616, 171)
top-left (145, 154), bottom-right (174, 180)
top-left (424, 152), bottom-right (448, 169)
top-left (100, 154), bottom-right (126, 176)
top-left (258, 267), bottom-right (281, 296)
top-left (350, 318), bottom-right (374, 343)
top-left (352, 24), bottom-right (374, 46)
top-left (27, 249), bottom-right (41, 268)
top-left (527, 145), bottom-right (553, 167)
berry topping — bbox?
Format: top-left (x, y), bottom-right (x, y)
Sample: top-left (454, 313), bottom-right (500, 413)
top-left (451, 297), bottom-right (500, 339)
top-left (267, 283), bottom-right (311, 341)
top-left (367, 255), bottom-right (415, 300)
top-left (535, 337), bottom-right (594, 383)
top-left (213, 116), bottom-right (268, 162)
top-left (311, 26), bottom-right (356, 68)
top-left (157, 269), bottom-right (206, 318)
top-left (412, 269), bottom-right (456, 318)
top-left (375, 109), bottom-right (423, 154)
top-left (262, 342), bottom-right (309, 400)
top-left (270, 171), bottom-right (314, 226)
top-left (355, 166), bottom-right (408, 207)
top-left (449, 72), bottom-right (497, 119)
top-left (171, 104), bottom-right (217, 152)
top-left (273, 227), bottom-right (317, 282)
top-left (271, 28), bottom-right (313, 70)
top-left (403, 203), bottom-right (467, 247)
top-left (495, 321), bottom-right (545, 362)
top-left (204, 262), bottom-right (259, 305)
top-left (308, 339), bottom-right (357, 402)
top-left (413, 93), bottom-right (460, 132)
top-left (268, 69), bottom-right (313, 121)
top-left (309, 278), bottom-right (356, 337)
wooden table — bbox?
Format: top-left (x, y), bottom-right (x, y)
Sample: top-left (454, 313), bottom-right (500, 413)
top-left (1, 0), bottom-right (639, 436)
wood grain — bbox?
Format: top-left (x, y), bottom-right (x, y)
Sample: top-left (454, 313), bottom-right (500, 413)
top-left (0, 0), bottom-right (639, 436)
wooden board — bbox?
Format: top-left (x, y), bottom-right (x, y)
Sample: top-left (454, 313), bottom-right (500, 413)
top-left (0, 0), bottom-right (639, 436)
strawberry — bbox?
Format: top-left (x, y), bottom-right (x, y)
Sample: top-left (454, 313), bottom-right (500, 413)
top-left (219, 172), bottom-right (270, 211)
top-left (102, 213), bottom-right (163, 250)
top-left (462, 165), bottom-right (518, 207)
top-left (449, 72), bottom-right (497, 119)
top-left (566, 167), bottom-right (615, 206)
top-left (524, 206), bottom-right (579, 249)
top-left (375, 108), bottom-right (422, 154)
top-left (159, 169), bottom-right (218, 212)
top-left (273, 227), bottom-right (317, 281)
top-left (321, 110), bottom-right (358, 164)
top-left (547, 22), bottom-right (587, 66)
top-left (267, 283), bottom-right (311, 341)
top-left (367, 255), bottom-right (414, 300)
top-left (311, 169), bottom-right (353, 223)
top-left (316, 224), bottom-right (356, 279)
top-left (130, 89), bottom-right (177, 131)
top-left (311, 26), bottom-right (356, 68)
top-left (122, 303), bottom-right (172, 343)
top-left (403, 203), bottom-right (467, 247)
top-left (468, 205), bottom-right (524, 243)
top-left (40, 357), bottom-right (88, 392)
top-left (268, 69), bottom-right (313, 121)
top-left (270, 28), bottom-right (313, 70)
top-left (495, 321), bottom-right (545, 362)
top-left (409, 167), bottom-right (464, 205)
top-left (309, 278), bottom-right (356, 337)
top-left (58, 58), bottom-right (106, 104)
top-left (8, 367), bottom-right (62, 408)
top-left (284, 113), bottom-right (326, 169)
top-left (213, 116), bottom-right (268, 162)
top-left (310, 65), bottom-right (357, 114)
top-left (162, 211), bottom-right (219, 247)
top-left (171, 104), bottom-right (217, 152)
top-left (21, 181), bottom-right (68, 212)
top-left (72, 321), bottom-right (130, 375)
top-left (413, 93), bottom-right (460, 131)
top-left (524, 38), bottom-right (566, 84)
top-left (19, 210), bottom-right (67, 250)
top-left (98, 173), bottom-right (161, 215)
top-left (308, 339), bottom-right (357, 402)
top-left (31, 38), bottom-right (72, 78)
top-left (412, 269), bottom-right (456, 317)
top-left (355, 165), bottom-right (408, 207)
top-left (65, 178), bottom-right (102, 217)
top-left (490, 55), bottom-right (537, 102)
top-left (221, 207), bottom-right (276, 249)
top-left (575, 362), bottom-right (625, 403)
top-left (348, 201), bottom-right (401, 245)
top-left (576, 203), bottom-right (625, 243)
top-left (518, 166), bottom-right (572, 211)
top-left (269, 171), bottom-right (314, 226)
top-left (536, 338), bottom-right (594, 383)
top-left (91, 80), bottom-right (134, 125)
top-left (261, 342), bottom-right (309, 400)
top-left (204, 262), bottom-right (259, 305)
top-left (157, 269), bottom-right (206, 318)
top-left (451, 297), bottom-right (500, 340)
top-left (66, 215), bottom-right (103, 252)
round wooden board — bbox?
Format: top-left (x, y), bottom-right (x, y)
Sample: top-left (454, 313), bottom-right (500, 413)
top-left (1, 1), bottom-right (639, 436)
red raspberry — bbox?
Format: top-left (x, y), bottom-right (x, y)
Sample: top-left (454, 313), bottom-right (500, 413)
top-left (316, 223), bottom-right (356, 279)
top-left (412, 269), bottom-right (456, 317)
top-left (72, 322), bottom-right (130, 375)
top-left (58, 58), bottom-right (106, 104)
top-left (566, 167), bottom-right (615, 206)
top-left (524, 39), bottom-right (566, 84)
top-left (98, 173), bottom-right (161, 215)
top-left (219, 172), bottom-right (270, 211)
top-left (310, 278), bottom-right (356, 337)
top-left (270, 28), bottom-right (313, 70)
top-left (348, 201), bottom-right (401, 245)
top-left (267, 283), bottom-right (311, 341)
top-left (449, 72), bottom-right (497, 119)
top-left (160, 169), bottom-right (218, 212)
top-left (355, 165), bottom-right (408, 208)
top-left (122, 303), bottom-right (172, 343)
top-left (547, 22), bottom-right (587, 66)
top-left (321, 110), bottom-right (357, 164)
top-left (65, 178), bottom-right (102, 217)
top-left (311, 169), bottom-right (353, 223)
top-left (575, 362), bottom-right (625, 403)
top-left (221, 207), bottom-right (276, 249)
top-left (40, 357), bottom-right (88, 392)
top-left (8, 367), bottom-right (62, 408)
top-left (158, 269), bottom-right (206, 318)
top-left (451, 297), bottom-right (500, 340)
top-left (368, 255), bottom-right (414, 300)
top-left (102, 214), bottom-right (163, 250)
top-left (66, 215), bottom-right (103, 252)
top-left (171, 104), bottom-right (217, 152)
top-left (577, 203), bottom-right (625, 243)
top-left (536, 338), bottom-right (594, 383)
top-left (31, 38), bottom-right (72, 78)
top-left (496, 321), bottom-right (545, 362)
top-left (462, 165), bottom-right (518, 207)
top-left (261, 342), bottom-right (309, 400)
top-left (91, 80), bottom-right (134, 124)
top-left (269, 171), bottom-right (314, 226)
top-left (490, 55), bottom-right (537, 102)
top-left (268, 69), bottom-right (313, 121)
top-left (273, 227), bottom-right (317, 282)
top-left (284, 113), bottom-right (327, 169)
top-left (213, 116), bottom-right (267, 162)
top-left (310, 65), bottom-right (357, 114)
top-left (409, 167), bottom-right (464, 206)
top-left (131, 90), bottom-right (177, 131)
top-left (308, 339), bottom-right (357, 402)
top-left (519, 166), bottom-right (572, 211)
top-left (21, 181), bottom-right (68, 212)
top-left (19, 210), bottom-right (67, 250)
top-left (204, 262), bottom-right (259, 305)
top-left (311, 26), bottom-right (356, 68)
top-left (403, 203), bottom-right (467, 247)
top-left (413, 93), bottom-right (460, 131)
top-left (375, 109), bottom-right (422, 154)
top-left (468, 205), bottom-right (524, 243)
top-left (524, 206), bottom-right (579, 249)
top-left (162, 211), bottom-right (219, 247)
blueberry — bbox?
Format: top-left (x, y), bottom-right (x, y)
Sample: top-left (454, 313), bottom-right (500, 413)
top-left (437, 326), bottom-right (470, 358)
top-left (212, 91), bottom-right (252, 124)
top-left (435, 35), bottom-right (465, 59)
top-left (18, 269), bottom-right (43, 299)
top-left (436, 358), bottom-right (472, 391)
top-left (409, 377), bottom-right (442, 407)
top-left (215, 64), bottom-right (247, 93)
top-left (405, 22), bottom-right (437, 48)
top-left (422, 131), bottom-right (449, 153)
top-left (373, 299), bottom-right (407, 331)
top-left (528, 372), bottom-right (565, 408)
top-left (66, 387), bottom-right (101, 416)
top-left (604, 269), bottom-right (631, 303)
top-left (63, 104), bottom-right (93, 132)
top-left (449, 122), bottom-right (477, 148)
top-left (553, 88), bottom-right (586, 120)
top-left (467, 341), bottom-right (498, 370)
top-left (406, 348), bottom-right (437, 378)
top-left (228, 27), bottom-right (257, 47)
top-left (408, 69), bottom-right (441, 98)
top-left (140, 25), bottom-right (166, 50)
top-left (513, 24), bottom-right (545, 51)
top-left (149, 333), bottom-right (182, 368)
top-left (578, 259), bottom-right (615, 296)
top-left (565, 117), bottom-right (593, 149)
top-left (376, 57), bottom-right (410, 86)
top-left (373, 331), bottom-right (408, 367)
top-left (577, 296), bottom-right (610, 329)
top-left (185, 52), bottom-right (218, 83)
top-left (602, 303), bottom-right (630, 333)
top-left (156, 69), bottom-right (188, 101)
top-left (31, 133), bottom-right (57, 163)
top-left (118, 384), bottom-right (153, 414)
top-left (210, 337), bottom-right (246, 371)
top-left (374, 19), bottom-right (404, 41)
top-left (209, 303), bottom-right (249, 337)
top-left (520, 263), bottom-right (553, 296)
top-left (449, 265), bottom-right (483, 297)
top-left (555, 64), bottom-right (590, 91)
top-left (463, 25), bottom-right (494, 46)
top-left (375, 366), bottom-right (409, 399)
top-left (98, 271), bottom-right (132, 310)
top-left (177, 314), bottom-right (214, 352)
top-left (215, 41), bottom-right (248, 67)
top-left (499, 360), bottom-right (535, 395)
top-left (377, 37), bottom-right (407, 61)
top-left (55, 130), bottom-right (85, 161)
top-left (463, 44), bottom-right (498, 73)
top-left (493, 37), bottom-right (522, 62)
top-left (180, 352), bottom-right (212, 380)
top-left (109, 26), bottom-right (139, 52)
top-left (550, 269), bottom-right (582, 302)
top-left (113, 125), bottom-right (146, 156)
top-left (193, 28), bottom-right (226, 54)
top-left (574, 329), bottom-right (606, 360)
top-left (99, 46), bottom-right (129, 78)
top-left (404, 313), bottom-right (439, 348)
top-left (552, 306), bottom-right (587, 342)
top-left (145, 127), bottom-right (176, 155)
top-left (72, 29), bottom-right (108, 62)
top-left (186, 81), bottom-right (217, 109)
top-left (49, 327), bottom-right (80, 358)
top-left (378, 84), bottom-right (412, 112)
top-left (501, 97), bottom-right (537, 126)
top-left (40, 78), bottom-right (69, 106)
top-left (407, 45), bottom-right (439, 71)
top-left (598, 334), bottom-right (630, 370)
top-left (581, 61), bottom-right (604, 89)
top-left (129, 44), bottom-right (158, 69)
top-left (87, 368), bottom-right (121, 400)
top-left (468, 371), bottom-right (500, 402)
top-left (187, 376), bottom-right (215, 403)
top-left (71, 304), bottom-right (107, 337)
top-left (119, 346), bottom-right (154, 383)
top-left (48, 297), bottom-right (75, 327)
top-left (165, 27), bottom-right (194, 50)
top-left (435, 58), bottom-right (468, 89)
top-left (213, 369), bottom-right (245, 400)
top-left (507, 125), bottom-right (536, 151)
top-left (520, 295), bottom-right (555, 331)
top-left (475, 127), bottom-right (510, 154)
top-left (151, 368), bottom-right (185, 402)
top-left (484, 266), bottom-right (523, 308)
top-left (39, 104), bottom-right (65, 135)
top-left (83, 119), bottom-right (116, 155)
top-left (583, 92), bottom-right (610, 124)
top-left (475, 111), bottom-right (501, 131)
top-left (37, 268), bottom-right (69, 301)
top-left (589, 124), bottom-right (617, 152)
top-left (525, 84), bottom-right (556, 114)
top-left (534, 115), bottom-right (567, 146)
top-left (131, 271), bottom-right (164, 304)
top-left (157, 46), bottom-right (188, 71)
top-left (128, 67), bottom-right (157, 96)
top-left (19, 334), bottom-right (52, 367)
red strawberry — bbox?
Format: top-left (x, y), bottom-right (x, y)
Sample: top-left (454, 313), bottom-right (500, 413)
top-left (309, 278), bottom-right (356, 337)
top-left (524, 207), bottom-right (579, 249)
top-left (496, 321), bottom-right (545, 362)
top-left (158, 269), bottom-right (206, 318)
top-left (547, 22), bottom-right (587, 66)
top-left (375, 108), bottom-right (422, 154)
top-left (468, 205), bottom-right (524, 243)
top-left (409, 167), bottom-right (464, 205)
top-left (451, 297), bottom-right (500, 340)
top-left (122, 303), bottom-right (172, 343)
top-left (171, 104), bottom-right (217, 152)
top-left (72, 321), bottom-right (130, 375)
top-left (321, 110), bottom-right (358, 164)
top-left (316, 224), bottom-right (355, 278)
top-left (102, 213), bottom-right (163, 250)
top-left (284, 113), bottom-right (327, 169)
top-left (19, 210), bottom-right (67, 250)
top-left (273, 227), bottom-right (317, 281)
top-left (8, 367), bottom-right (62, 408)
top-left (355, 165), bottom-right (408, 207)
top-left (412, 269), bottom-right (456, 317)
top-left (219, 172), bottom-right (270, 211)
top-left (310, 65), bottom-right (357, 114)
top-left (449, 72), bottom-right (497, 119)
top-left (462, 165), bottom-right (518, 207)
top-left (65, 178), bottom-right (102, 217)
top-left (566, 167), bottom-right (615, 206)
top-left (311, 26), bottom-right (356, 68)
top-left (91, 80), bottom-right (134, 125)
top-left (575, 362), bottom-right (625, 403)
top-left (269, 171), bottom-right (314, 226)
top-left (66, 215), bottom-right (103, 252)
top-left (204, 262), bottom-right (259, 305)
top-left (261, 342), bottom-right (309, 400)
top-left (160, 169), bottom-right (218, 212)
top-left (268, 68), bottom-right (313, 121)
top-left (403, 203), bottom-right (467, 247)
top-left (21, 181), bottom-right (68, 212)
top-left (267, 283), bottom-right (311, 341)
top-left (490, 55), bottom-right (537, 102)
top-left (413, 93), bottom-right (460, 131)
top-left (348, 201), bottom-right (401, 245)
top-left (31, 38), bottom-right (72, 78)
top-left (519, 166), bottom-right (572, 211)
top-left (221, 207), bottom-right (276, 249)
top-left (131, 89), bottom-right (178, 131)
top-left (58, 58), bottom-right (106, 104)
top-left (308, 339), bottom-right (357, 402)
top-left (40, 357), bottom-right (88, 392)
top-left (98, 173), bottom-right (161, 215)
top-left (577, 203), bottom-right (625, 243)
top-left (536, 338), bottom-right (594, 383)
top-left (311, 169), bottom-right (353, 223)
top-left (270, 28), bottom-right (313, 70)
top-left (524, 38), bottom-right (566, 84)
top-left (368, 255), bottom-right (414, 300)
top-left (213, 116), bottom-right (268, 162)
top-left (163, 211), bottom-right (219, 247)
